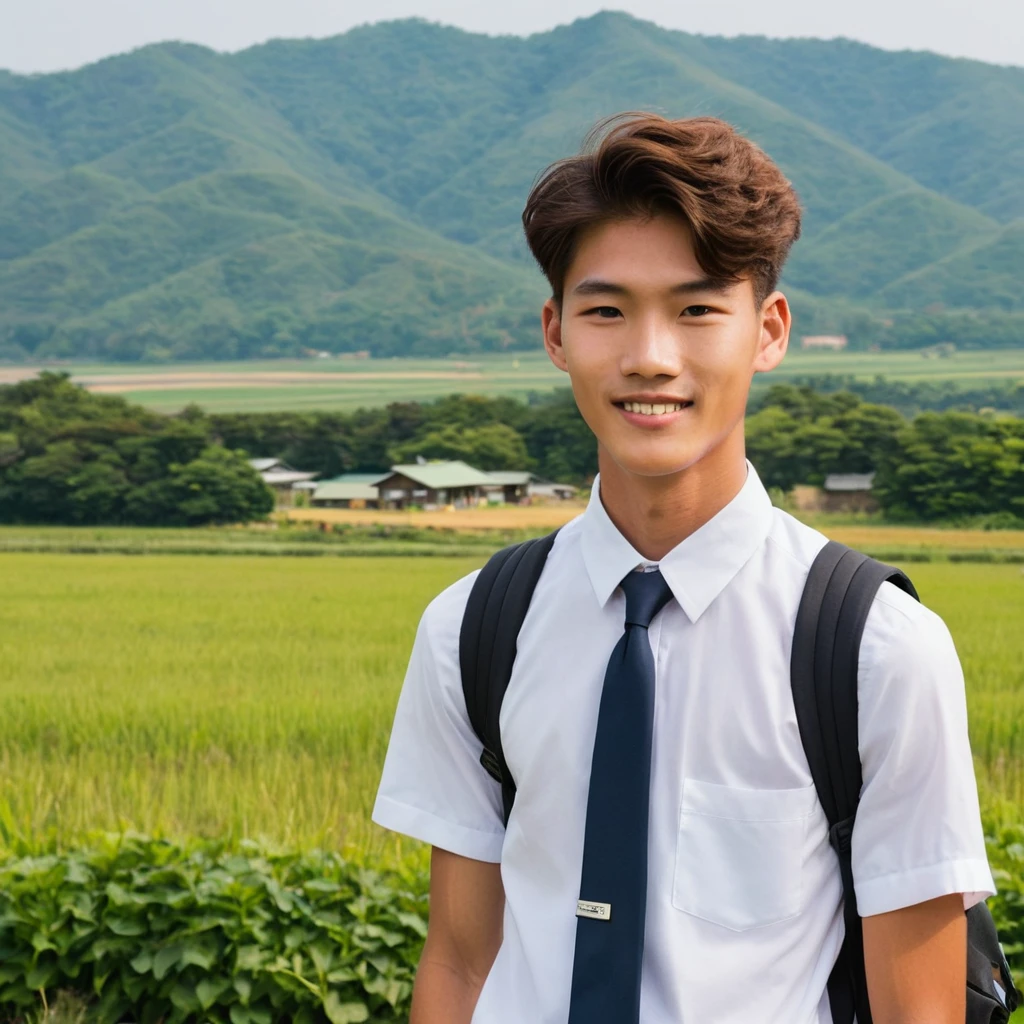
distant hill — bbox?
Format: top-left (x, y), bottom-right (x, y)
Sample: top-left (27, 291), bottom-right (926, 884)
top-left (0, 13), bottom-right (1022, 362)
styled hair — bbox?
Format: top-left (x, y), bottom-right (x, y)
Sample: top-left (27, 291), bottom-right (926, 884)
top-left (522, 113), bottom-right (802, 306)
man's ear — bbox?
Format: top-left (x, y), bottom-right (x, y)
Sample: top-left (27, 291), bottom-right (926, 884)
top-left (753, 291), bottom-right (791, 374)
top-left (542, 298), bottom-right (569, 373)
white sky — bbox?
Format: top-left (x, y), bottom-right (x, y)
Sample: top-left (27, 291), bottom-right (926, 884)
top-left (1, 0), bottom-right (1021, 74)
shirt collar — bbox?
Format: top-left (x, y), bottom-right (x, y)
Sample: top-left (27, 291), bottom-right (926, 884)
top-left (580, 461), bottom-right (774, 623)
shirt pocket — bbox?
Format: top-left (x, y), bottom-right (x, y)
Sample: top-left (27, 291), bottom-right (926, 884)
top-left (671, 778), bottom-right (816, 932)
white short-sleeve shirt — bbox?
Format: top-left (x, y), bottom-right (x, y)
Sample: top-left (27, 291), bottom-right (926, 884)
top-left (373, 463), bottom-right (994, 1024)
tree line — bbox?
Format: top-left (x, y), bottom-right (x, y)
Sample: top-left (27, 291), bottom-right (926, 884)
top-left (0, 374), bottom-right (273, 526)
top-left (1, 374), bottom-right (1021, 526)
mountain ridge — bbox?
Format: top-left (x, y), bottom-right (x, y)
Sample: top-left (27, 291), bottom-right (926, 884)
top-left (0, 12), bottom-right (1021, 362)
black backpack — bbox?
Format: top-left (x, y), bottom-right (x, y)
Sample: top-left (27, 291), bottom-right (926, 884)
top-left (458, 533), bottom-right (1020, 1024)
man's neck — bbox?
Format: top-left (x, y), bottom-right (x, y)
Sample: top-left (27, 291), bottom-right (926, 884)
top-left (596, 434), bottom-right (749, 562)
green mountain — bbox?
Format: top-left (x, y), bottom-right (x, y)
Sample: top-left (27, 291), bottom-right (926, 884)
top-left (0, 13), bottom-right (1021, 362)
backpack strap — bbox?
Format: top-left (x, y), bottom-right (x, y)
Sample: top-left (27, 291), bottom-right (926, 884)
top-left (459, 530), bottom-right (560, 826)
top-left (791, 540), bottom-right (919, 1024)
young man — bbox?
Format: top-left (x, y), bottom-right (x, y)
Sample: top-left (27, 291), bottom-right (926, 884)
top-left (372, 115), bottom-right (994, 1023)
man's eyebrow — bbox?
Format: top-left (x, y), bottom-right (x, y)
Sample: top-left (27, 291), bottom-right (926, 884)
top-left (671, 276), bottom-right (734, 295)
top-left (571, 276), bottom-right (734, 297)
top-left (571, 279), bottom-right (629, 296)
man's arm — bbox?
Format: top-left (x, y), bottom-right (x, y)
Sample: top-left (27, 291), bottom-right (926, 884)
top-left (863, 893), bottom-right (966, 1024)
top-left (410, 847), bottom-right (505, 1024)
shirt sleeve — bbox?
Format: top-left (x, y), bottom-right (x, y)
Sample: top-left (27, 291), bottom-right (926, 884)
top-left (371, 570), bottom-right (506, 863)
top-left (852, 581), bottom-right (995, 917)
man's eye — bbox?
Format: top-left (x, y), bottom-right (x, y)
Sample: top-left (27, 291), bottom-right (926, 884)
top-left (585, 306), bottom-right (622, 319)
top-left (682, 305), bottom-right (712, 317)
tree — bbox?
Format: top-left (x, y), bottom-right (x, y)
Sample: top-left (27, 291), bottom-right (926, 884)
top-left (0, 374), bottom-right (274, 526)
top-left (389, 423), bottom-right (530, 471)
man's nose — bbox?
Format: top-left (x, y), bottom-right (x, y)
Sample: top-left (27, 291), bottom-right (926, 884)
top-left (619, 318), bottom-right (682, 379)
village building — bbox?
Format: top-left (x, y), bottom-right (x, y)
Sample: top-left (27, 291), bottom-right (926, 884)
top-left (310, 473), bottom-right (387, 509)
top-left (527, 480), bottom-right (579, 501)
top-left (790, 472), bottom-right (878, 514)
top-left (823, 471), bottom-right (878, 512)
top-left (375, 461), bottom-right (495, 509)
top-left (248, 458), bottom-right (319, 506)
top-left (483, 471), bottom-right (535, 504)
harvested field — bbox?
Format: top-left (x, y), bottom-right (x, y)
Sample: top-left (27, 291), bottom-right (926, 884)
top-left (286, 504), bottom-right (586, 531)
top-left (287, 506), bottom-right (1024, 552)
top-left (7, 347), bottom-right (1024, 412)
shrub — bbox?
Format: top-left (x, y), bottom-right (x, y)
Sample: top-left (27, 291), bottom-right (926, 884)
top-left (0, 836), bottom-right (428, 1024)
top-left (1, 828), bottom-right (1023, 1022)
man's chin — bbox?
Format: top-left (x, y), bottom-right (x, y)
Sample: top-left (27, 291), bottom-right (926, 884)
top-left (601, 445), bottom-right (707, 481)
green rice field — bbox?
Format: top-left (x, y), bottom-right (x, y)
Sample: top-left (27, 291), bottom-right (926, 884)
top-left (5, 346), bottom-right (1024, 412)
top-left (0, 553), bottom-right (1021, 865)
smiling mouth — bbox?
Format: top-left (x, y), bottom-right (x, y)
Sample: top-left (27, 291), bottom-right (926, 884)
top-left (615, 400), bottom-right (693, 416)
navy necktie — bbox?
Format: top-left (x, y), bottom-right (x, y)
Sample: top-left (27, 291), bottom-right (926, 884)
top-left (568, 567), bottom-right (674, 1024)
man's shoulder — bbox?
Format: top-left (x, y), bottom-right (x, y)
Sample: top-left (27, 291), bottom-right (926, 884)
top-left (763, 507), bottom-right (948, 653)
top-left (418, 519), bottom-right (584, 660)
top-left (419, 568), bottom-right (480, 655)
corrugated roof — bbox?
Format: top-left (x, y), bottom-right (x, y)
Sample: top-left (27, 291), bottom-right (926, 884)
top-left (313, 481), bottom-right (380, 501)
top-left (824, 472), bottom-right (875, 492)
top-left (262, 470), bottom-right (318, 486)
top-left (485, 471), bottom-right (534, 487)
top-left (317, 472), bottom-right (389, 485)
top-left (384, 461), bottom-right (494, 489)
top-left (249, 457), bottom-right (283, 472)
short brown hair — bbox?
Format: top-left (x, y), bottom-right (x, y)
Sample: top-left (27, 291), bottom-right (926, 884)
top-left (522, 114), bottom-right (802, 305)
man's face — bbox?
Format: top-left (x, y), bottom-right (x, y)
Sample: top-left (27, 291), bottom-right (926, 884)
top-left (542, 214), bottom-right (789, 481)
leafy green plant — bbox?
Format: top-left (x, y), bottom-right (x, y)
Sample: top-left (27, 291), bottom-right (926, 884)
top-left (0, 836), bottom-right (428, 1024)
top-left (988, 825), bottom-right (1024, 973)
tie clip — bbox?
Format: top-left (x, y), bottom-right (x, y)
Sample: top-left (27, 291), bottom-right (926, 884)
top-left (576, 900), bottom-right (612, 921)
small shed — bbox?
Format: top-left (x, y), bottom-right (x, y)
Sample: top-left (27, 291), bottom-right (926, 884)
top-left (483, 471), bottom-right (535, 504)
top-left (375, 461), bottom-right (494, 509)
top-left (311, 473), bottom-right (388, 509)
top-left (822, 472), bottom-right (877, 513)
top-left (528, 480), bottom-right (579, 502)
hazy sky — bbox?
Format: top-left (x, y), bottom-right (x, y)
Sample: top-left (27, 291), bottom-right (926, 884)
top-left (2, 0), bottom-right (1022, 74)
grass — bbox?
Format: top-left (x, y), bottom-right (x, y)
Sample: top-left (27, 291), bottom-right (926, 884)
top-left (9, 347), bottom-right (1024, 413)
top-left (0, 552), bottom-right (1020, 865)
top-left (0, 553), bottom-right (476, 865)
top-left (1, 516), bottom-right (1023, 563)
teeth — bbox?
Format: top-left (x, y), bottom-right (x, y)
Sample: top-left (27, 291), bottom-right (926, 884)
top-left (623, 401), bottom-right (684, 415)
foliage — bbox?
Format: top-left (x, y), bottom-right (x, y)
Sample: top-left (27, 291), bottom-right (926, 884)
top-left (988, 826), bottom-right (1024, 971)
top-left (0, 835), bottom-right (428, 1024)
top-left (755, 375), bottom-right (1024, 418)
top-left (6, 373), bottom-right (1021, 523)
top-left (0, 16), bottom-right (1021, 361)
top-left (389, 423), bottom-right (530, 471)
top-left (873, 412), bottom-right (1024, 522)
top-left (745, 386), bottom-right (905, 489)
top-left (0, 374), bottom-right (273, 525)
top-left (1, 828), bottom-right (1023, 1022)
top-left (209, 390), bottom-right (599, 484)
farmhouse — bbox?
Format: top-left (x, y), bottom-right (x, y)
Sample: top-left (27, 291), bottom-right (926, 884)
top-left (310, 473), bottom-right (387, 509)
top-left (375, 461), bottom-right (495, 509)
top-left (248, 458), bottom-right (318, 506)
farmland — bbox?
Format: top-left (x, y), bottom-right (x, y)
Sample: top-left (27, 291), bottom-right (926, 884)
top-left (4, 346), bottom-right (1024, 413)
top-left (0, 551), bottom-right (1021, 867)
